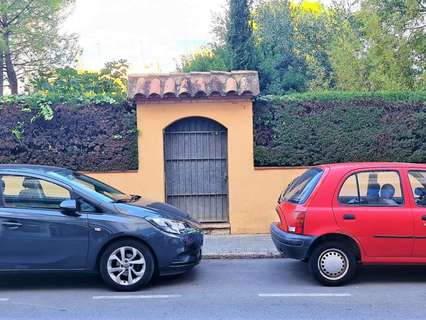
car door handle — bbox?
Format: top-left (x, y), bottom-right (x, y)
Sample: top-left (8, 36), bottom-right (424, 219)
top-left (2, 221), bottom-right (23, 229)
top-left (343, 214), bottom-right (356, 220)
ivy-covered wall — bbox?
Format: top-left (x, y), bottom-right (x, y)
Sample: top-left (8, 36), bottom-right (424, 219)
top-left (0, 102), bottom-right (137, 172)
top-left (253, 92), bottom-right (426, 166)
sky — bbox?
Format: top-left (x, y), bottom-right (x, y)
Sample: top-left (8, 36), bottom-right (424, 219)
top-left (63, 0), bottom-right (332, 73)
top-left (63, 0), bottom-right (227, 73)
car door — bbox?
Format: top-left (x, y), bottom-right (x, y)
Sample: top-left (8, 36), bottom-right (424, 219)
top-left (0, 174), bottom-right (89, 270)
top-left (407, 169), bottom-right (426, 257)
top-left (333, 169), bottom-right (414, 258)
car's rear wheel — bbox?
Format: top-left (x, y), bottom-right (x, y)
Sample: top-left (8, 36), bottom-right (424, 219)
top-left (309, 241), bottom-right (357, 286)
top-left (99, 240), bottom-right (155, 291)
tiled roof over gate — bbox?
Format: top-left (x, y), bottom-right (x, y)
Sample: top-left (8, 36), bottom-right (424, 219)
top-left (128, 71), bottom-right (259, 100)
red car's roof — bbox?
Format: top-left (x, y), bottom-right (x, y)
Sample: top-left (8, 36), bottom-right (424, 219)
top-left (315, 162), bottom-right (426, 170)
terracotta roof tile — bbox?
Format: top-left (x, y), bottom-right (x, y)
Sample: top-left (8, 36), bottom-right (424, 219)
top-left (210, 77), bottom-right (223, 96)
top-left (128, 71), bottom-right (259, 100)
top-left (163, 78), bottom-right (176, 98)
top-left (193, 78), bottom-right (207, 97)
top-left (178, 78), bottom-right (190, 97)
top-left (135, 78), bottom-right (146, 98)
top-left (239, 77), bottom-right (251, 95)
top-left (148, 78), bottom-right (161, 98)
top-left (225, 78), bottom-right (237, 96)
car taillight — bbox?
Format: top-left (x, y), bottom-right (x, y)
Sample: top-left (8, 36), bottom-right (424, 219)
top-left (276, 206), bottom-right (288, 232)
top-left (288, 211), bottom-right (306, 234)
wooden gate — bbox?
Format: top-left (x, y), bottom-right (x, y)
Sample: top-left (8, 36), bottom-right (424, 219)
top-left (164, 117), bottom-right (229, 222)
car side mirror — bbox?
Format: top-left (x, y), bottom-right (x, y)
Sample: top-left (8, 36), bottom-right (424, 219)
top-left (59, 199), bottom-right (79, 216)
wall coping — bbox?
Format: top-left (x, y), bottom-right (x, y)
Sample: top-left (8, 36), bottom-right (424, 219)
top-left (254, 166), bottom-right (311, 170)
top-left (135, 95), bottom-right (254, 105)
top-left (128, 71), bottom-right (260, 100)
top-left (80, 170), bottom-right (139, 174)
top-left (84, 167), bottom-right (310, 174)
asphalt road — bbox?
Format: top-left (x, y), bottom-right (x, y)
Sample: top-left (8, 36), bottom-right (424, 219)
top-left (1, 259), bottom-right (426, 320)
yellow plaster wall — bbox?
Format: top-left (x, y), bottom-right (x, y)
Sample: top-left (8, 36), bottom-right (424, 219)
top-left (88, 99), bottom-right (306, 234)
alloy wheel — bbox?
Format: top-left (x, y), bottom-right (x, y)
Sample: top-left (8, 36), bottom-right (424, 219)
top-left (107, 246), bottom-right (146, 286)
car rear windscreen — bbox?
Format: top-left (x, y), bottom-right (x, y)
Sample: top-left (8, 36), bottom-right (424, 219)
top-left (280, 168), bottom-right (323, 204)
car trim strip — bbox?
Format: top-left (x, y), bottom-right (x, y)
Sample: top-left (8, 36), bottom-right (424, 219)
top-left (374, 235), bottom-right (413, 239)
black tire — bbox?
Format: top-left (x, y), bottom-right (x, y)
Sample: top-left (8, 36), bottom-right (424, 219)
top-left (99, 239), bottom-right (155, 291)
top-left (308, 241), bottom-right (357, 286)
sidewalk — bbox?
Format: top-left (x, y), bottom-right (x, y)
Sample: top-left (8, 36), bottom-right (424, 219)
top-left (202, 234), bottom-right (281, 259)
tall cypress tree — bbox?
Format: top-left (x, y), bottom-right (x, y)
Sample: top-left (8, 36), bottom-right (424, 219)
top-left (227, 0), bottom-right (256, 70)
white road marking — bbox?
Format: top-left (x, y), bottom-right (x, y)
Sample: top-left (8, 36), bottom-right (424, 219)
top-left (92, 294), bottom-right (182, 300)
top-left (0, 298), bottom-right (10, 302)
top-left (258, 293), bottom-right (352, 297)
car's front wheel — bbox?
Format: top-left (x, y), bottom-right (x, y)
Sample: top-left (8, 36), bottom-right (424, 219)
top-left (99, 239), bottom-right (155, 291)
top-left (309, 241), bottom-right (357, 286)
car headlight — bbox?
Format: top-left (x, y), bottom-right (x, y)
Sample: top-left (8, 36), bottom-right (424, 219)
top-left (146, 217), bottom-right (191, 235)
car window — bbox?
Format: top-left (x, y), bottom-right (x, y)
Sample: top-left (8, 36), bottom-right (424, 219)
top-left (79, 199), bottom-right (98, 213)
top-left (338, 171), bottom-right (403, 206)
top-left (0, 175), bottom-right (71, 210)
top-left (51, 171), bottom-right (131, 202)
top-left (408, 171), bottom-right (426, 207)
top-left (280, 168), bottom-right (323, 204)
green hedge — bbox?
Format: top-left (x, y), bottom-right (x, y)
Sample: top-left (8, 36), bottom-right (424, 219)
top-left (253, 91), bottom-right (426, 166)
top-left (2, 91), bottom-right (425, 171)
top-left (0, 100), bottom-right (138, 172)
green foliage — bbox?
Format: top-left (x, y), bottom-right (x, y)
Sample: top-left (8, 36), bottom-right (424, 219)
top-left (254, 0), bottom-right (308, 93)
top-left (259, 90), bottom-right (426, 104)
top-left (254, 91), bottom-right (426, 166)
top-left (11, 122), bottom-right (24, 140)
top-left (290, 1), bottom-right (336, 90)
top-left (179, 0), bottom-right (425, 94)
top-left (0, 102), bottom-right (138, 171)
top-left (1, 60), bottom-right (129, 140)
top-left (178, 46), bottom-right (232, 72)
top-left (227, 0), bottom-right (256, 70)
top-left (1, 93), bottom-right (54, 121)
top-left (0, 0), bottom-right (79, 95)
top-left (1, 93), bottom-right (54, 139)
top-left (30, 59), bottom-right (129, 105)
top-left (329, 0), bottom-right (425, 91)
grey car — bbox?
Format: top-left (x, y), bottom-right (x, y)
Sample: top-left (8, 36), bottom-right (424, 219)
top-left (0, 165), bottom-right (203, 291)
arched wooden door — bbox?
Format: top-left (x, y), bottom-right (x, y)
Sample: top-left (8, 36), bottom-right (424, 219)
top-left (164, 117), bottom-right (229, 222)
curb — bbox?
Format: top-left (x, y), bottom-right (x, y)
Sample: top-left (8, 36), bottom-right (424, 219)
top-left (202, 252), bottom-right (282, 259)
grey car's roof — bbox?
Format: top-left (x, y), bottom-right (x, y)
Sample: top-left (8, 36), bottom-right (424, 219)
top-left (0, 164), bottom-right (73, 175)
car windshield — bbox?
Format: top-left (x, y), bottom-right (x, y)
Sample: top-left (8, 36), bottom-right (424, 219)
top-left (280, 168), bottom-right (323, 204)
top-left (53, 171), bottom-right (135, 202)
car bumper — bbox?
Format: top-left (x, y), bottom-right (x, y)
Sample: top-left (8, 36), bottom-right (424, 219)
top-left (158, 230), bottom-right (203, 276)
top-left (271, 223), bottom-right (315, 260)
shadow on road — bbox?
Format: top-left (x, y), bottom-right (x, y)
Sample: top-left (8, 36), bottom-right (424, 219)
top-left (0, 268), bottom-right (199, 292)
top-left (0, 272), bottom-right (104, 291)
top-left (261, 258), bottom-right (426, 287)
top-left (356, 265), bottom-right (426, 284)
top-left (0, 260), bottom-right (425, 291)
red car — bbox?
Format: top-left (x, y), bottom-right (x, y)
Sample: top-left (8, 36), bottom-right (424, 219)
top-left (271, 162), bottom-right (426, 286)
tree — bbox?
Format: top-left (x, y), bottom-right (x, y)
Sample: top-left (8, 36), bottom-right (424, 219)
top-left (254, 0), bottom-right (309, 93)
top-left (330, 0), bottom-right (425, 90)
top-left (100, 59), bottom-right (130, 92)
top-left (30, 60), bottom-right (129, 105)
top-left (178, 0), bottom-right (425, 93)
top-left (177, 45), bottom-right (232, 72)
top-left (0, 0), bottom-right (79, 95)
top-left (329, 19), bottom-right (367, 90)
top-left (369, 0), bottom-right (426, 89)
top-left (290, 1), bottom-right (336, 89)
top-left (227, 0), bottom-right (256, 70)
